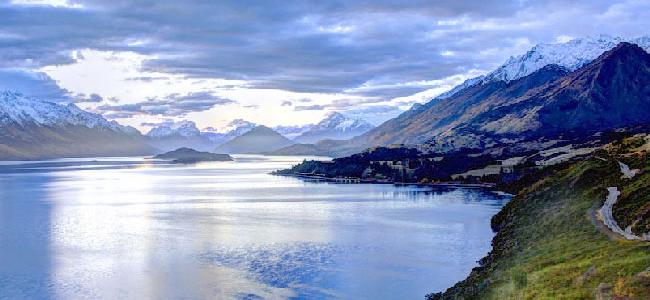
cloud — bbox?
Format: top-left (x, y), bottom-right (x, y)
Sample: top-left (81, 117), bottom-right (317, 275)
top-left (70, 92), bottom-right (103, 103)
top-left (2, 0), bottom-right (650, 128)
top-left (97, 91), bottom-right (234, 117)
top-left (1, 0), bottom-right (647, 101)
top-left (102, 112), bottom-right (137, 119)
top-left (294, 104), bottom-right (327, 111)
top-left (140, 119), bottom-right (176, 127)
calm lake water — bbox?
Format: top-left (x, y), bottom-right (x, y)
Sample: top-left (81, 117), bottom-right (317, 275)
top-left (0, 155), bottom-right (509, 299)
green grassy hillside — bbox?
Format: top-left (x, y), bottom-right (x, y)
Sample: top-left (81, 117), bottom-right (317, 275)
top-left (429, 137), bottom-right (650, 299)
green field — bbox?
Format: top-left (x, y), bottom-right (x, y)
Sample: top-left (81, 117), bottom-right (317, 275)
top-left (430, 138), bottom-right (650, 299)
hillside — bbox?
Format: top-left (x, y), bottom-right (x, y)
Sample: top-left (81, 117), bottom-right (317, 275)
top-left (352, 42), bottom-right (650, 154)
top-left (429, 136), bottom-right (650, 299)
top-left (215, 125), bottom-right (294, 154)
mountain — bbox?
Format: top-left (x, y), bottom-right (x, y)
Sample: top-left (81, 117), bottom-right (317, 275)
top-left (342, 38), bottom-right (650, 154)
top-left (293, 112), bottom-right (374, 144)
top-left (355, 64), bottom-right (570, 149)
top-left (459, 42), bottom-right (650, 141)
top-left (215, 125), bottom-right (294, 154)
top-left (146, 120), bottom-right (215, 152)
top-left (0, 91), bottom-right (155, 160)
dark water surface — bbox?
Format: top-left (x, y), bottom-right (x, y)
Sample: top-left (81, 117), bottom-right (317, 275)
top-left (0, 155), bottom-right (509, 299)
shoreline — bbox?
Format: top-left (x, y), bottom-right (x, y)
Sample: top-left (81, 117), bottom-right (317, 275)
top-left (274, 172), bottom-right (499, 189)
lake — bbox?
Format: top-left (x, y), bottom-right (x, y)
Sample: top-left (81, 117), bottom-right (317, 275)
top-left (0, 155), bottom-right (509, 299)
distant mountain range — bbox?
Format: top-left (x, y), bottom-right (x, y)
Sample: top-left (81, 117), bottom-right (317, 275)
top-left (145, 113), bottom-right (374, 153)
top-left (0, 91), bottom-right (154, 160)
top-left (215, 125), bottom-right (294, 154)
top-left (145, 118), bottom-right (266, 152)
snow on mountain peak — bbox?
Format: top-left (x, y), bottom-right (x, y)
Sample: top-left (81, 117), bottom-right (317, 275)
top-left (0, 90), bottom-right (137, 134)
top-left (318, 112), bottom-right (373, 132)
top-left (483, 35), bottom-right (650, 83)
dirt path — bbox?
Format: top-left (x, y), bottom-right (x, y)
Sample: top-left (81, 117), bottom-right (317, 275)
top-left (589, 203), bottom-right (626, 241)
top-left (593, 161), bottom-right (647, 241)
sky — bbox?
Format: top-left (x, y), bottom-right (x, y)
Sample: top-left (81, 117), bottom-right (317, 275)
top-left (0, 0), bottom-right (649, 132)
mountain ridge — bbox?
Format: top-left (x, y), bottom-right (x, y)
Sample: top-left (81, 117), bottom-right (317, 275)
top-left (215, 125), bottom-right (294, 154)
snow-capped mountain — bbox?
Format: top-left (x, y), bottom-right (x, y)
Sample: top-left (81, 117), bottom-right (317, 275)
top-left (293, 112), bottom-right (374, 144)
top-left (0, 90), bottom-right (138, 134)
top-left (482, 35), bottom-right (650, 83)
top-left (0, 90), bottom-right (154, 160)
top-left (146, 120), bottom-right (201, 138)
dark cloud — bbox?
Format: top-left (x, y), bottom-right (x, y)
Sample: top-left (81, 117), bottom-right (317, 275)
top-left (102, 112), bottom-right (137, 119)
top-left (0, 69), bottom-right (71, 101)
top-left (126, 76), bottom-right (170, 82)
top-left (294, 104), bottom-right (327, 111)
top-left (281, 100), bottom-right (293, 106)
top-left (140, 119), bottom-right (177, 127)
top-left (71, 92), bottom-right (103, 103)
top-left (97, 91), bottom-right (234, 117)
top-left (1, 0), bottom-right (649, 101)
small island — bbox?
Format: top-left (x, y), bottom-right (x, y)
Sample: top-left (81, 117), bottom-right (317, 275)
top-left (154, 147), bottom-right (233, 163)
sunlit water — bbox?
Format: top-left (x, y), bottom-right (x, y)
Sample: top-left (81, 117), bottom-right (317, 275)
top-left (0, 155), bottom-right (509, 299)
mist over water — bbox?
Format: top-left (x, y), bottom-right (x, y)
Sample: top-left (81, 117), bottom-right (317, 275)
top-left (0, 155), bottom-right (509, 299)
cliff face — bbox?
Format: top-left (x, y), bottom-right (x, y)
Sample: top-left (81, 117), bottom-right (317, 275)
top-left (428, 137), bottom-right (650, 299)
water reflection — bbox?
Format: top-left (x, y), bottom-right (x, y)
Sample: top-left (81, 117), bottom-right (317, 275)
top-left (0, 155), bottom-right (509, 299)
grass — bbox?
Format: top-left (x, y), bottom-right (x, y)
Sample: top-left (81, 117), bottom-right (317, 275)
top-left (429, 138), bottom-right (650, 299)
